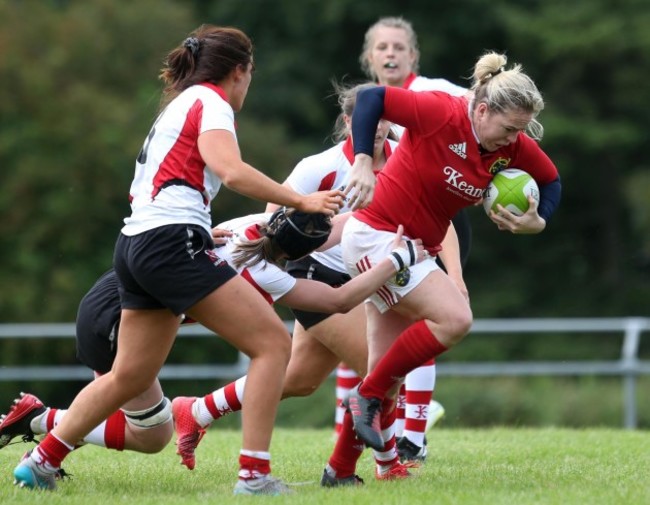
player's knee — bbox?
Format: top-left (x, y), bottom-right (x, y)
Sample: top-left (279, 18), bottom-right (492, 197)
top-left (282, 382), bottom-right (316, 398)
top-left (447, 309), bottom-right (473, 343)
top-left (113, 368), bottom-right (158, 396)
top-left (248, 323), bottom-right (292, 364)
top-left (266, 332), bottom-right (292, 365)
top-left (129, 424), bottom-right (173, 453)
top-left (143, 426), bottom-right (174, 453)
top-left (282, 372), bottom-right (319, 398)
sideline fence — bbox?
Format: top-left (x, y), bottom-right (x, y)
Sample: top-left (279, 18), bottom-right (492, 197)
top-left (1, 318), bottom-right (648, 428)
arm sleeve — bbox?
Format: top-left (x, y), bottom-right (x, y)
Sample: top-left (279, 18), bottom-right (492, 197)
top-left (537, 176), bottom-right (562, 222)
top-left (351, 86), bottom-right (386, 156)
top-left (510, 134), bottom-right (561, 222)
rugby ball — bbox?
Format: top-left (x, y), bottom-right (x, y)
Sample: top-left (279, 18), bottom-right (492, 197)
top-left (483, 169), bottom-right (539, 216)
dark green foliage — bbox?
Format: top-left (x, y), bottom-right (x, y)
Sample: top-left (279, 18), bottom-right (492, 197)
top-left (3, 0), bottom-right (649, 320)
top-left (1, 0), bottom-right (650, 426)
top-left (0, 0), bottom-right (195, 320)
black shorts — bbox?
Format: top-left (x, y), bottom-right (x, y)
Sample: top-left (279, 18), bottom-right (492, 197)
top-left (113, 224), bottom-right (238, 316)
top-left (285, 255), bottom-right (351, 330)
top-left (75, 269), bottom-right (122, 374)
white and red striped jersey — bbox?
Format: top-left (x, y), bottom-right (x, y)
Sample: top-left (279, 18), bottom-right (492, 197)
top-left (215, 213), bottom-right (297, 304)
top-left (355, 89), bottom-right (559, 255)
top-left (285, 137), bottom-right (397, 272)
top-left (123, 83), bottom-right (235, 236)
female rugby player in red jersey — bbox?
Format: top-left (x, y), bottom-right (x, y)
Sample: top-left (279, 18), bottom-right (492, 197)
top-left (322, 50), bottom-right (561, 484)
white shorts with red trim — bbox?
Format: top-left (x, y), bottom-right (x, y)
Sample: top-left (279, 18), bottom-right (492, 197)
top-left (341, 217), bottom-right (440, 314)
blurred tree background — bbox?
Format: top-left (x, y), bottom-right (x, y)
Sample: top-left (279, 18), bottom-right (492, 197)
top-left (1, 0), bottom-right (649, 427)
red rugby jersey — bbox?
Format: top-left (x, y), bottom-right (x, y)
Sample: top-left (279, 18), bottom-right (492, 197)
top-left (355, 88), bottom-right (558, 254)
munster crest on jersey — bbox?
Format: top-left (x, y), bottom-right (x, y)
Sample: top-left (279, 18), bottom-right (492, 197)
top-left (488, 157), bottom-right (511, 174)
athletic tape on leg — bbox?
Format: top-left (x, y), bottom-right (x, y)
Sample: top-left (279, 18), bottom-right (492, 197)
top-left (122, 397), bottom-right (172, 429)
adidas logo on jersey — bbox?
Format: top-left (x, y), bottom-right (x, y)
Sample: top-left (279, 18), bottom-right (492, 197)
top-left (448, 142), bottom-right (467, 159)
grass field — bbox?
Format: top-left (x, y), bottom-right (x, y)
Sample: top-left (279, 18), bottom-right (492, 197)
top-left (0, 427), bottom-right (648, 504)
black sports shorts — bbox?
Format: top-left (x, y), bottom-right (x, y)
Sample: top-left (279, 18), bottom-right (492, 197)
top-left (285, 255), bottom-right (351, 330)
top-left (75, 269), bottom-right (122, 374)
top-left (113, 224), bottom-right (237, 316)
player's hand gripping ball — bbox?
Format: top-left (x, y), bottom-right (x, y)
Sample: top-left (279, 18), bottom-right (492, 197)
top-left (483, 168), bottom-right (539, 216)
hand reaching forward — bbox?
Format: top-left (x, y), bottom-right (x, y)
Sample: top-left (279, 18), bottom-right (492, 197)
top-left (388, 224), bottom-right (427, 270)
top-left (297, 189), bottom-right (345, 216)
top-left (210, 227), bottom-right (233, 245)
top-left (344, 154), bottom-right (376, 211)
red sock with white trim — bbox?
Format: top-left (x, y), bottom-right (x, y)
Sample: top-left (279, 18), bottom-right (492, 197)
top-left (374, 398), bottom-right (399, 469)
top-left (395, 384), bottom-right (406, 437)
top-left (31, 433), bottom-right (74, 470)
top-left (61, 410), bottom-right (125, 450)
top-left (195, 377), bottom-right (246, 427)
top-left (43, 408), bottom-right (62, 432)
top-left (238, 450), bottom-right (271, 481)
top-left (102, 410), bottom-right (126, 450)
top-left (359, 321), bottom-right (447, 399)
top-left (334, 364), bottom-right (362, 436)
top-left (327, 410), bottom-right (364, 478)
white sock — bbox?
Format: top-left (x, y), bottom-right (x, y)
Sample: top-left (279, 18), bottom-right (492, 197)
top-left (34, 408), bottom-right (66, 435)
top-left (80, 420), bottom-right (108, 447)
top-left (30, 408), bottom-right (52, 435)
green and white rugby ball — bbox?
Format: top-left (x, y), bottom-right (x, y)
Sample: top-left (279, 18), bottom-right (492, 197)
top-left (483, 168), bottom-right (539, 216)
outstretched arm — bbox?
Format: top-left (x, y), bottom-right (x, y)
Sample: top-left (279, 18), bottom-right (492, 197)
top-left (344, 86), bottom-right (387, 211)
top-left (264, 182), bottom-right (294, 213)
top-left (277, 225), bottom-right (425, 313)
top-left (199, 130), bottom-right (344, 215)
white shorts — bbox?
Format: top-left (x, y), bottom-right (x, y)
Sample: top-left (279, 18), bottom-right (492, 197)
top-left (341, 217), bottom-right (440, 314)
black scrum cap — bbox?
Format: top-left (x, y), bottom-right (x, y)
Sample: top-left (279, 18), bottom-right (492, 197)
top-left (267, 208), bottom-right (332, 260)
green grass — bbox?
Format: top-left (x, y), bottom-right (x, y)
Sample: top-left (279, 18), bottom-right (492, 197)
top-left (1, 427), bottom-right (648, 504)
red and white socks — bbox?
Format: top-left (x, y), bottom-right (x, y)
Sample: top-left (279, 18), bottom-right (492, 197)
top-left (193, 376), bottom-right (247, 427)
top-left (31, 407), bottom-right (126, 450)
top-left (399, 360), bottom-right (436, 447)
top-left (372, 398), bottom-right (400, 475)
top-left (326, 409), bottom-right (365, 478)
top-left (359, 321), bottom-right (447, 400)
top-left (238, 449), bottom-right (272, 482)
top-left (334, 363), bottom-right (362, 436)
top-left (29, 433), bottom-right (74, 471)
